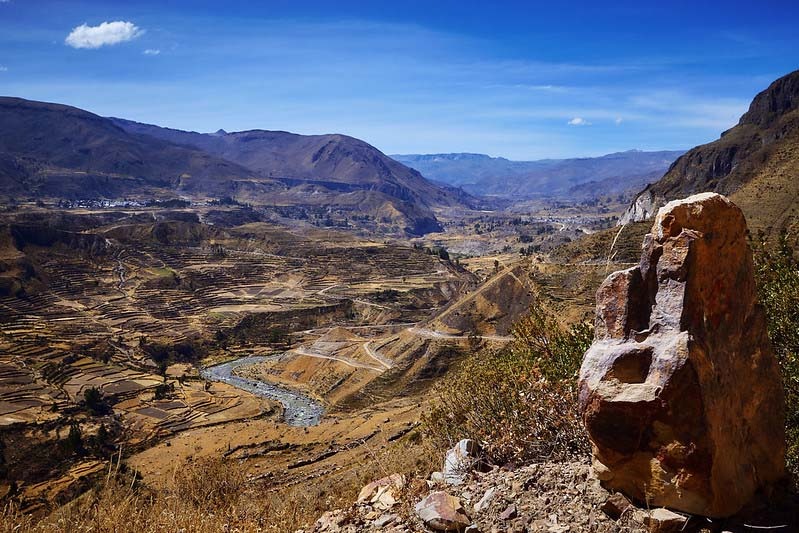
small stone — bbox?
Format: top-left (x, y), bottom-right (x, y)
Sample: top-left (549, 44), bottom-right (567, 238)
top-left (473, 487), bottom-right (496, 512)
top-left (357, 473), bottom-right (405, 510)
top-left (415, 491), bottom-right (471, 532)
top-left (314, 510), bottom-right (344, 532)
top-left (499, 504), bottom-right (518, 521)
top-left (430, 471), bottom-right (445, 483)
top-left (373, 513), bottom-right (397, 528)
top-left (601, 493), bottom-right (631, 520)
top-left (643, 508), bottom-right (689, 532)
top-left (443, 439), bottom-right (482, 485)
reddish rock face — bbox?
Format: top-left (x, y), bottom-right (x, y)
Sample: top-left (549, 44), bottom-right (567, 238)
top-left (579, 192), bottom-right (785, 517)
top-left (414, 491), bottom-right (471, 531)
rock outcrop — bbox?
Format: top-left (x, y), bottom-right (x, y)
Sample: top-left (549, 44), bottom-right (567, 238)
top-left (580, 193), bottom-right (785, 517)
top-left (619, 69), bottom-right (799, 226)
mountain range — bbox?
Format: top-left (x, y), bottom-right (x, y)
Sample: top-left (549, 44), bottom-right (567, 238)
top-left (0, 97), bottom-right (473, 235)
top-left (620, 68), bottom-right (799, 235)
top-left (392, 150), bottom-right (685, 199)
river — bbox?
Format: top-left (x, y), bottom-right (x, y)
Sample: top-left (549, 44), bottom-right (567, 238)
top-left (200, 356), bottom-right (325, 427)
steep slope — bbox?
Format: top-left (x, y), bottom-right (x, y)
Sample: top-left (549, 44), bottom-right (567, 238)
top-left (111, 118), bottom-right (472, 210)
top-left (0, 97), bottom-right (259, 199)
top-left (620, 69), bottom-right (799, 230)
top-left (393, 150), bottom-right (684, 199)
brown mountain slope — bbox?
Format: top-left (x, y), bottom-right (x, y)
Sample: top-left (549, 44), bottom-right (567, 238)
top-left (620, 69), bottom-right (799, 233)
top-left (0, 97), bottom-right (460, 234)
top-left (0, 97), bottom-right (261, 199)
top-left (110, 118), bottom-right (474, 210)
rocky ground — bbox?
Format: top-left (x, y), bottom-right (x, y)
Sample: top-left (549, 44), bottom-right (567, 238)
top-left (304, 458), bottom-right (653, 533)
top-left (303, 439), bottom-right (798, 533)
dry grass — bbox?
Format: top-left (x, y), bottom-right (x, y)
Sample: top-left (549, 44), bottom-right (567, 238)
top-left (2, 431), bottom-right (440, 533)
top-left (422, 302), bottom-right (592, 465)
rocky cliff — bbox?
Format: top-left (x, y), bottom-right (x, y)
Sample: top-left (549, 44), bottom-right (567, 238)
top-left (619, 69), bottom-right (799, 229)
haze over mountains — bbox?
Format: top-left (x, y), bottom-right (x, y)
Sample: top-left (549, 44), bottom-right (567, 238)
top-left (393, 150), bottom-right (685, 199)
top-left (621, 69), bottom-right (799, 234)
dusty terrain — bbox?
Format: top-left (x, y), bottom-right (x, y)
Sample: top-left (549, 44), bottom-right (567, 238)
top-left (0, 199), bottom-right (618, 522)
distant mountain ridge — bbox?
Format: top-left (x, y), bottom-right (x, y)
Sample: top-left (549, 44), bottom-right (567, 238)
top-left (0, 97), bottom-right (474, 235)
top-left (0, 97), bottom-right (257, 199)
top-left (620, 69), bottom-right (799, 232)
top-left (110, 118), bottom-right (469, 211)
top-left (392, 150), bottom-right (684, 199)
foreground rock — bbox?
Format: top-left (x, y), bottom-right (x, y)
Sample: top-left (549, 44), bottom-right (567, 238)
top-left (415, 491), bottom-right (471, 531)
top-left (643, 508), bottom-right (688, 532)
top-left (579, 192), bottom-right (785, 517)
top-left (357, 473), bottom-right (406, 510)
top-left (442, 439), bottom-right (482, 485)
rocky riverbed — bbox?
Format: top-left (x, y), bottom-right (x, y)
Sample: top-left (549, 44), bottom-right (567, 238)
top-left (200, 356), bottom-right (325, 426)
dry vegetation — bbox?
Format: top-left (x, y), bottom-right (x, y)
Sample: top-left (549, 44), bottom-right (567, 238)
top-left (422, 301), bottom-right (592, 465)
top-left (752, 230), bottom-right (799, 480)
top-left (2, 434), bottom-right (439, 533)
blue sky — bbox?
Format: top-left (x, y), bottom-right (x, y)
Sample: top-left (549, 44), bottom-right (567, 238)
top-left (1, 1), bottom-right (798, 159)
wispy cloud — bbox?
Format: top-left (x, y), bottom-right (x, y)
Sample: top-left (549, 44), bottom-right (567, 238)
top-left (627, 90), bottom-right (748, 129)
top-left (568, 117), bottom-right (591, 126)
top-left (143, 49), bottom-right (161, 56)
top-left (0, 66), bottom-right (7, 72)
top-left (615, 117), bottom-right (623, 125)
top-left (65, 21), bottom-right (144, 49)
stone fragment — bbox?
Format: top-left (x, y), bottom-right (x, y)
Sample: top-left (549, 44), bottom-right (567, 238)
top-left (473, 486), bottom-right (496, 512)
top-left (600, 493), bottom-right (631, 520)
top-left (499, 504), bottom-right (518, 520)
top-left (374, 513), bottom-right (397, 528)
top-left (430, 471), bottom-right (446, 483)
top-left (314, 510), bottom-right (345, 532)
top-left (357, 473), bottom-right (405, 510)
top-left (579, 193), bottom-right (785, 517)
top-left (415, 491), bottom-right (471, 531)
top-left (443, 439), bottom-right (482, 485)
top-left (643, 508), bottom-right (688, 532)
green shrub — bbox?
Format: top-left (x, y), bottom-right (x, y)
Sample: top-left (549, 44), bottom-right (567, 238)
top-left (422, 302), bottom-right (592, 465)
top-left (82, 386), bottom-right (111, 416)
top-left (753, 230), bottom-right (799, 479)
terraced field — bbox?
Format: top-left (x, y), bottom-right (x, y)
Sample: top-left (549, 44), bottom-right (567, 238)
top-left (0, 204), bottom-right (619, 518)
top-left (0, 207), bottom-right (475, 510)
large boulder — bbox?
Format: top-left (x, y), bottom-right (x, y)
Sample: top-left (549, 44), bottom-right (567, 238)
top-left (579, 192), bottom-right (785, 517)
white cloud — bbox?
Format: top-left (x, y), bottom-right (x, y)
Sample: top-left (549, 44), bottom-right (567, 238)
top-left (143, 49), bottom-right (161, 56)
top-left (568, 117), bottom-right (591, 126)
top-left (65, 21), bottom-right (143, 49)
top-left (615, 117), bottom-right (623, 125)
top-left (0, 66), bottom-right (7, 72)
